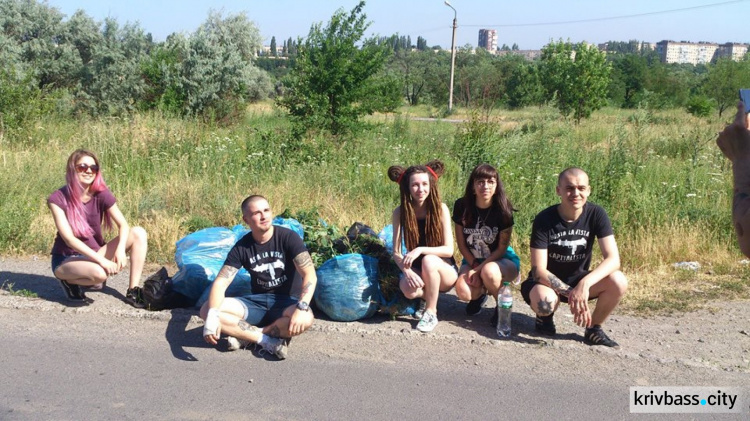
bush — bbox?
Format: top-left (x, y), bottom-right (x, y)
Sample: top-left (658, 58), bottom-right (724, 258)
top-left (686, 95), bottom-right (713, 118)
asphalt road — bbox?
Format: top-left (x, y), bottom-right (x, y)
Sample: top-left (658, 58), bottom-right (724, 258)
top-left (1, 258), bottom-right (748, 420)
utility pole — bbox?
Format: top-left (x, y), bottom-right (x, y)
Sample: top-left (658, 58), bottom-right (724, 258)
top-left (444, 1), bottom-right (457, 113)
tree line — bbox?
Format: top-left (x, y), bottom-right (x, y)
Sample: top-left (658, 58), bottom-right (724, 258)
top-left (2, 0), bottom-right (750, 135)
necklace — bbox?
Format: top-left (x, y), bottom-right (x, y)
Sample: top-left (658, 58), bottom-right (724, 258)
top-left (476, 206), bottom-right (491, 227)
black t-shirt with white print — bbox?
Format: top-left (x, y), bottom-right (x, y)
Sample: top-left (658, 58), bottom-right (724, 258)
top-left (530, 202), bottom-right (614, 284)
top-left (452, 197), bottom-right (514, 260)
top-left (223, 226), bottom-right (308, 296)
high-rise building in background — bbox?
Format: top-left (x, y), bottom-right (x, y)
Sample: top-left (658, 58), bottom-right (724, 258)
top-left (478, 29), bottom-right (498, 52)
top-left (656, 40), bottom-right (749, 64)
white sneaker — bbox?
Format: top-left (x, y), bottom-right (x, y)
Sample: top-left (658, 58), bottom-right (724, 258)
top-left (259, 337), bottom-right (288, 359)
top-left (416, 311), bottom-right (438, 333)
top-left (226, 336), bottom-right (250, 351)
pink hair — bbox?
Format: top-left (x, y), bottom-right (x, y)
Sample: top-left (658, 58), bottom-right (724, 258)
top-left (64, 149), bottom-right (111, 237)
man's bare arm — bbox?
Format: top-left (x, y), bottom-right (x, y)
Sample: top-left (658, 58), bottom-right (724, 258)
top-left (532, 265), bottom-right (571, 297)
top-left (206, 265), bottom-right (238, 311)
top-left (293, 251), bottom-right (317, 303)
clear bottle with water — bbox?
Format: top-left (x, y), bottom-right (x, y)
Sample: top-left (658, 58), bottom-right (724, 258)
top-left (497, 281), bottom-right (512, 338)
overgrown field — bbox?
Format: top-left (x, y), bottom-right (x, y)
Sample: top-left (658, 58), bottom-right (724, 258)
top-left (1, 104), bottom-right (748, 312)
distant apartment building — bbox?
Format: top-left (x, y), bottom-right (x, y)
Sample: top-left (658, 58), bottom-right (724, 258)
top-left (716, 42), bottom-right (749, 61)
top-left (656, 41), bottom-right (718, 65)
top-left (496, 49), bottom-right (542, 60)
top-left (655, 40), bottom-right (748, 64)
top-left (478, 29), bottom-right (498, 52)
top-left (597, 41), bottom-right (656, 53)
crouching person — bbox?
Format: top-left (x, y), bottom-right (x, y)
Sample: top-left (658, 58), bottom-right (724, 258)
top-left (521, 168), bottom-right (627, 347)
top-left (201, 195), bottom-right (316, 359)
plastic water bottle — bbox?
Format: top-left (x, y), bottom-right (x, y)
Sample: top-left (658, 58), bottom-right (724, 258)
top-left (497, 281), bottom-right (512, 338)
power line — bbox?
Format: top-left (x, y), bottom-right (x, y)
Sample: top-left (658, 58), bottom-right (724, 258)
top-left (462, 0), bottom-right (748, 28)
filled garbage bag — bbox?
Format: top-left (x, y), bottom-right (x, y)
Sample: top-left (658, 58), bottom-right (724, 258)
top-left (314, 253), bottom-right (382, 321)
top-left (271, 216), bottom-right (304, 240)
top-left (378, 224), bottom-right (406, 256)
top-left (171, 227), bottom-right (238, 301)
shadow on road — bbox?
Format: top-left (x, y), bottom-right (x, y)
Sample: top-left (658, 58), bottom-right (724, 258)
top-left (0, 270), bottom-right (126, 306)
top-left (164, 309), bottom-right (210, 361)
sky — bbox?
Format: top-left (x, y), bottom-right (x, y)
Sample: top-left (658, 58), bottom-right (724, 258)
top-left (45, 0), bottom-right (748, 50)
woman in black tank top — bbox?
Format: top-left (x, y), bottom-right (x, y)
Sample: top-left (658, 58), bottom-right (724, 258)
top-left (388, 160), bottom-right (458, 333)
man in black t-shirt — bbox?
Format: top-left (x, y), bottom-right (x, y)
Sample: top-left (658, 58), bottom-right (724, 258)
top-left (200, 195), bottom-right (317, 359)
top-left (521, 168), bottom-right (628, 347)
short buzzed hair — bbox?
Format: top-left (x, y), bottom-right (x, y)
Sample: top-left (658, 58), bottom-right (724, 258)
top-left (557, 167), bottom-right (587, 185)
top-left (241, 194), bottom-right (267, 214)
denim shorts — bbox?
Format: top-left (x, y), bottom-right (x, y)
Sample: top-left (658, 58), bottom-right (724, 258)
top-left (50, 253), bottom-right (82, 273)
top-left (231, 293), bottom-right (299, 327)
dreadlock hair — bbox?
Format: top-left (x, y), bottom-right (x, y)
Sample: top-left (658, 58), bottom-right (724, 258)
top-left (461, 163), bottom-right (515, 227)
top-left (63, 149), bottom-right (111, 237)
top-left (388, 160), bottom-right (446, 251)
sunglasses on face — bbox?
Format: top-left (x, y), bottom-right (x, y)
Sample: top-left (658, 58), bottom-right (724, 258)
top-left (75, 163), bottom-right (99, 173)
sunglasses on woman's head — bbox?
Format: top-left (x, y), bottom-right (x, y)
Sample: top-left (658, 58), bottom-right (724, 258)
top-left (75, 163), bottom-right (99, 173)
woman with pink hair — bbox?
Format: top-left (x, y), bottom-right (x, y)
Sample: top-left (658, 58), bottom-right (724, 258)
top-left (48, 149), bottom-right (147, 306)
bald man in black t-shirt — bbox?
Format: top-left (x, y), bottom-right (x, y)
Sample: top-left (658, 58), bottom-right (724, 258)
top-left (521, 168), bottom-right (628, 348)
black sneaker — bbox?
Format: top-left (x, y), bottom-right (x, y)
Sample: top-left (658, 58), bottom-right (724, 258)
top-left (125, 287), bottom-right (147, 309)
top-left (584, 325), bottom-right (619, 348)
top-left (465, 294), bottom-right (488, 316)
top-left (489, 307), bottom-right (498, 327)
top-left (535, 314), bottom-right (557, 336)
top-left (58, 279), bottom-right (88, 302)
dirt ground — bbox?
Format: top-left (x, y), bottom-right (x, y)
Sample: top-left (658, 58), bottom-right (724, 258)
top-left (1, 256), bottom-right (748, 378)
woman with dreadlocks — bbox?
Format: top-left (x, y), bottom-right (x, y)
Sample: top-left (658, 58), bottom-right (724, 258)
top-left (388, 160), bottom-right (457, 333)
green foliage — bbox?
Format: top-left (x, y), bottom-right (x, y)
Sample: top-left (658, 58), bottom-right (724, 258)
top-left (278, 208), bottom-right (342, 268)
top-left (387, 50), bottom-right (444, 106)
top-left (451, 113), bottom-right (500, 175)
top-left (169, 11), bottom-right (272, 122)
top-left (701, 58), bottom-right (750, 117)
top-left (1, 281), bottom-right (38, 298)
top-left (686, 95), bottom-right (714, 117)
top-left (0, 68), bottom-right (51, 132)
top-left (541, 40), bottom-right (611, 123)
top-left (277, 1), bottom-right (400, 135)
top-left (75, 19), bottom-right (151, 117)
top-left (503, 57), bottom-right (544, 108)
top-left (612, 54), bottom-right (647, 108)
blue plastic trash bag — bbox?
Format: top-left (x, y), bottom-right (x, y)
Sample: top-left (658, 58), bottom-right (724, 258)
top-left (378, 224), bottom-right (407, 256)
top-left (171, 227), bottom-right (237, 300)
top-left (271, 216), bottom-right (304, 240)
top-left (314, 254), bottom-right (382, 322)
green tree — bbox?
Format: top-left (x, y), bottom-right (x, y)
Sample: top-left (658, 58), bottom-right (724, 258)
top-left (278, 1), bottom-right (399, 135)
top-left (270, 36), bottom-right (277, 56)
top-left (170, 11), bottom-right (272, 120)
top-left (702, 58), bottom-right (750, 116)
top-left (540, 40), bottom-right (611, 123)
top-left (75, 18), bottom-right (151, 116)
top-left (505, 59), bottom-right (544, 108)
top-left (609, 53), bottom-right (647, 107)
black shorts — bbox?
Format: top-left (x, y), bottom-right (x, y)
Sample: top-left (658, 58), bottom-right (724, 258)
top-left (412, 256), bottom-right (458, 274)
top-left (520, 271), bottom-right (591, 305)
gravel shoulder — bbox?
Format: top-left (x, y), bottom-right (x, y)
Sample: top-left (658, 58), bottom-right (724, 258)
top-left (1, 256), bottom-right (749, 376)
